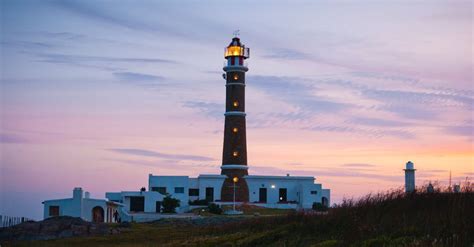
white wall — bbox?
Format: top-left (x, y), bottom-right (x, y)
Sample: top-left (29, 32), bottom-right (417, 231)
top-left (197, 175), bottom-right (226, 202)
top-left (149, 175), bottom-right (190, 205)
top-left (245, 176), bottom-right (329, 209)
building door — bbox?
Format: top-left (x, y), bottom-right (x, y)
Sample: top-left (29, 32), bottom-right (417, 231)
top-left (279, 188), bottom-right (287, 202)
top-left (259, 188), bottom-right (267, 203)
top-left (205, 187), bottom-right (214, 202)
top-left (322, 197), bottom-right (329, 207)
top-left (155, 201), bottom-right (162, 213)
top-left (92, 206), bottom-right (104, 223)
top-left (130, 196), bottom-right (145, 212)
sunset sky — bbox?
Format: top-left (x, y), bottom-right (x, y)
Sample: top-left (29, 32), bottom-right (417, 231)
top-left (1, 0), bottom-right (472, 219)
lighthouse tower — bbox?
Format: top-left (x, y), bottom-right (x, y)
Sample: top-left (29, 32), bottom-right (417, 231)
top-left (404, 161), bottom-right (416, 193)
top-left (220, 36), bottom-right (250, 202)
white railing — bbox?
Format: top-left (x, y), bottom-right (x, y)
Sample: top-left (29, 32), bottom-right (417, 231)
top-left (0, 214), bottom-right (35, 228)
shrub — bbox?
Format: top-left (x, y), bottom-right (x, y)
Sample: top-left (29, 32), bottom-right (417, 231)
top-left (162, 194), bottom-right (180, 213)
top-left (208, 203), bottom-right (223, 214)
top-left (312, 202), bottom-right (328, 212)
top-left (189, 199), bottom-right (209, 206)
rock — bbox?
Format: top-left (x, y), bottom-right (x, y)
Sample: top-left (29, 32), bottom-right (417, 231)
top-left (0, 216), bottom-right (117, 243)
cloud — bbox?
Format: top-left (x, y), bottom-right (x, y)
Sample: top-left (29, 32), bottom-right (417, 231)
top-left (341, 163), bottom-right (376, 168)
top-left (263, 48), bottom-right (311, 60)
top-left (349, 117), bottom-right (410, 127)
top-left (107, 148), bottom-right (214, 162)
top-left (53, 0), bottom-right (187, 38)
top-left (182, 101), bottom-right (222, 120)
top-left (35, 53), bottom-right (176, 64)
top-left (250, 75), bottom-right (353, 114)
top-left (1, 40), bottom-right (56, 49)
top-left (251, 165), bottom-right (400, 183)
top-left (35, 31), bottom-right (87, 40)
top-left (27, 52), bottom-right (177, 71)
top-left (443, 125), bottom-right (473, 137)
top-left (303, 125), bottom-right (415, 139)
top-left (113, 72), bottom-right (165, 82)
top-left (0, 134), bottom-right (28, 144)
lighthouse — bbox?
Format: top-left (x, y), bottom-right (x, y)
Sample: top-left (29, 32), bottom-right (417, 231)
top-left (404, 161), bottom-right (416, 193)
top-left (220, 36), bottom-right (250, 202)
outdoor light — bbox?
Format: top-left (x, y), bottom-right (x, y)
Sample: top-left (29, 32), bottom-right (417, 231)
top-left (271, 185), bottom-right (276, 189)
top-left (233, 74), bottom-right (239, 80)
top-left (233, 151), bottom-right (238, 157)
top-left (233, 101), bottom-right (239, 107)
top-left (233, 127), bottom-right (238, 133)
top-left (233, 177), bottom-right (239, 183)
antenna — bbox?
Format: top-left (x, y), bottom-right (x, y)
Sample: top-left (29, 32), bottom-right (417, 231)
top-left (449, 170), bottom-right (452, 191)
top-left (233, 30), bottom-right (240, 37)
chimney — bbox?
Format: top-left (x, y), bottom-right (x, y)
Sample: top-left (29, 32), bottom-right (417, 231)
top-left (73, 187), bottom-right (83, 200)
top-left (84, 191), bottom-right (90, 199)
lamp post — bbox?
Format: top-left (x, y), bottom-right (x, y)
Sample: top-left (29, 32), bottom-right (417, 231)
top-left (233, 177), bottom-right (239, 211)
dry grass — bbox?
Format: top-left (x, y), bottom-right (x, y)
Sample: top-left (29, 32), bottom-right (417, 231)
top-left (6, 187), bottom-right (474, 247)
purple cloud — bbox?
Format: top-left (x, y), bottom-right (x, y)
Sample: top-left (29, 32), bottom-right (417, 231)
top-left (107, 148), bottom-right (214, 162)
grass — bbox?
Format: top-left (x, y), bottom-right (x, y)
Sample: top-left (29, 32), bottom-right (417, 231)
top-left (191, 204), bottom-right (295, 216)
top-left (5, 187), bottom-right (474, 247)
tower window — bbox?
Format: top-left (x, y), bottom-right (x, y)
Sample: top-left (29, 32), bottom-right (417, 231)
top-left (232, 127), bottom-right (238, 133)
top-left (233, 101), bottom-right (239, 107)
top-left (233, 74), bottom-right (239, 80)
top-left (233, 151), bottom-right (238, 157)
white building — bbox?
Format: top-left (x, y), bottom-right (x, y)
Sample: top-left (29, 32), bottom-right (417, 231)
top-left (42, 188), bottom-right (122, 223)
top-left (103, 173), bottom-right (330, 219)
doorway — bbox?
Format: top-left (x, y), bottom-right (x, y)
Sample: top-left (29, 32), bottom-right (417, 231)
top-left (259, 188), bottom-right (267, 203)
top-left (92, 206), bottom-right (104, 223)
top-left (279, 188), bottom-right (287, 202)
top-left (155, 201), bottom-right (162, 213)
top-left (205, 187), bottom-right (214, 202)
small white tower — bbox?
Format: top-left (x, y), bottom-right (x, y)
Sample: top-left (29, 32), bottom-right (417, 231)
top-left (404, 161), bottom-right (416, 193)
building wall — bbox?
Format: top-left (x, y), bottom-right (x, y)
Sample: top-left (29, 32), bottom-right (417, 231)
top-left (81, 199), bottom-right (107, 222)
top-left (197, 175), bottom-right (226, 201)
top-left (245, 176), bottom-right (328, 209)
top-left (321, 189), bottom-right (331, 207)
top-left (148, 175), bottom-right (190, 205)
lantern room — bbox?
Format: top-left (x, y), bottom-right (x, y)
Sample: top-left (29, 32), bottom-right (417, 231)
top-left (224, 37), bottom-right (249, 68)
top-left (224, 37), bottom-right (250, 58)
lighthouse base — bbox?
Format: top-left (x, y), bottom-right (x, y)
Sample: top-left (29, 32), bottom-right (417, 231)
top-left (220, 176), bottom-right (249, 202)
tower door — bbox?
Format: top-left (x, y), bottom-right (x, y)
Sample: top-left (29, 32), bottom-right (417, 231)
top-left (205, 187), bottom-right (214, 202)
top-left (279, 188), bottom-right (287, 202)
top-left (259, 188), bottom-right (267, 203)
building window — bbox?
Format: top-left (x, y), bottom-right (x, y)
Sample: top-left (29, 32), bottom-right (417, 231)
top-left (233, 101), bottom-right (239, 107)
top-left (233, 151), bottom-right (238, 157)
top-left (233, 127), bottom-right (238, 133)
top-left (49, 206), bottom-right (59, 217)
top-left (174, 187), bottom-right (184, 194)
top-left (151, 187), bottom-right (167, 195)
top-left (311, 191), bottom-right (318, 195)
top-left (189, 188), bottom-right (199, 196)
top-left (233, 74), bottom-right (239, 80)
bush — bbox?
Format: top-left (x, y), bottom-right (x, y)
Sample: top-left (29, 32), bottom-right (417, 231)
top-left (208, 203), bottom-right (223, 214)
top-left (162, 194), bottom-right (180, 213)
top-left (312, 202), bottom-right (328, 212)
top-left (189, 199), bottom-right (209, 206)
